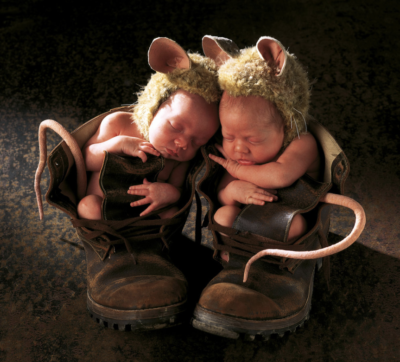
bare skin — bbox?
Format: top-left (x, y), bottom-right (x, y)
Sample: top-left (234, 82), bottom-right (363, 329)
top-left (77, 90), bottom-right (219, 220)
top-left (211, 93), bottom-right (320, 261)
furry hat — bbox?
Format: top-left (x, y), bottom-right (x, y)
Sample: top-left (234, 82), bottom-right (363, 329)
top-left (203, 36), bottom-right (310, 146)
top-left (133, 37), bottom-right (221, 141)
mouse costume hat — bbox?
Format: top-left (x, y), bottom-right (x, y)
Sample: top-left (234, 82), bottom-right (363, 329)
top-left (202, 36), bottom-right (310, 147)
top-left (133, 37), bottom-right (221, 140)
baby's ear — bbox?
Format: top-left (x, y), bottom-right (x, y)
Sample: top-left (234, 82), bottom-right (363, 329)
top-left (202, 35), bottom-right (240, 66)
top-left (148, 37), bottom-right (191, 74)
top-left (256, 37), bottom-right (287, 76)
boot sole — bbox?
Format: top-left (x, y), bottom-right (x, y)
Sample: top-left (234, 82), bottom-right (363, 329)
top-left (87, 292), bottom-right (187, 331)
top-left (191, 270), bottom-right (314, 340)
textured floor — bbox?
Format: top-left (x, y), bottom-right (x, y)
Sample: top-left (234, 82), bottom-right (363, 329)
top-left (1, 0), bottom-right (400, 361)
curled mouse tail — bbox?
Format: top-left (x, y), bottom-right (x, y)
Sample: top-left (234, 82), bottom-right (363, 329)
top-left (35, 120), bottom-right (87, 220)
top-left (243, 193), bottom-right (366, 282)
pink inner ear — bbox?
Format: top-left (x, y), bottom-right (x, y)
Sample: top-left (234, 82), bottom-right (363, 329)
top-left (166, 56), bottom-right (184, 69)
top-left (256, 37), bottom-right (286, 74)
top-left (202, 37), bottom-right (231, 66)
top-left (148, 38), bottom-right (190, 74)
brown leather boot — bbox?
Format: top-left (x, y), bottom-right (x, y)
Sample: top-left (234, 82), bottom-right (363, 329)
top-left (40, 107), bottom-right (204, 331)
top-left (192, 119), bottom-right (354, 340)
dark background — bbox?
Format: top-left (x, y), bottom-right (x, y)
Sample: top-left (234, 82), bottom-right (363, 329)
top-left (1, 0), bottom-right (399, 361)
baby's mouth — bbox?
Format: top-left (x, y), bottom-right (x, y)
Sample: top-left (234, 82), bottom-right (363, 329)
top-left (237, 159), bottom-right (255, 166)
top-left (165, 148), bottom-right (179, 157)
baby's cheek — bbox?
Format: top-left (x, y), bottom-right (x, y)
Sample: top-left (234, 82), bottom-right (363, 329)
top-left (222, 144), bottom-right (234, 158)
top-left (149, 124), bottom-right (165, 143)
top-left (149, 133), bottom-right (163, 149)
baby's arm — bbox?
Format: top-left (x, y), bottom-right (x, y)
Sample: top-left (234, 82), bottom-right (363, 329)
top-left (210, 133), bottom-right (319, 190)
top-left (217, 172), bottom-right (278, 206)
top-left (128, 161), bottom-right (190, 216)
top-left (84, 112), bottom-right (160, 171)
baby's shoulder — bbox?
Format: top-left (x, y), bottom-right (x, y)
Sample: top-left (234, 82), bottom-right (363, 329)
top-left (285, 132), bottom-right (321, 178)
top-left (298, 131), bottom-right (316, 143)
top-left (286, 132), bottom-right (318, 153)
top-left (101, 111), bottom-right (141, 138)
top-left (280, 132), bottom-right (319, 166)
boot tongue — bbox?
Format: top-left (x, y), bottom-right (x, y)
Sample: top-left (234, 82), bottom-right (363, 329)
top-left (100, 152), bottom-right (164, 221)
top-left (233, 175), bottom-right (331, 242)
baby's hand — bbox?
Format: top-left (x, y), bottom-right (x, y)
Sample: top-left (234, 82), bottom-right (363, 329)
top-left (227, 180), bottom-right (278, 205)
top-left (209, 144), bottom-right (242, 178)
top-left (118, 136), bottom-right (160, 163)
top-left (127, 178), bottom-right (181, 216)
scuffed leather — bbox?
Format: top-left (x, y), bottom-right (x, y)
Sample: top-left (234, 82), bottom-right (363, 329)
top-left (198, 237), bottom-right (319, 320)
top-left (80, 232), bottom-right (187, 309)
top-left (331, 152), bottom-right (349, 195)
top-left (100, 152), bottom-right (164, 220)
top-left (46, 145), bottom-right (79, 218)
top-left (234, 175), bottom-right (332, 243)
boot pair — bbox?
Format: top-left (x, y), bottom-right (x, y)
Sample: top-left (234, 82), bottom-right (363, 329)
top-left (37, 109), bottom-right (364, 338)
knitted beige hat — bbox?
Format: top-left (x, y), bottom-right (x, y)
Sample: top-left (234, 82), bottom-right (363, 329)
top-left (133, 37), bottom-right (221, 141)
top-left (203, 36), bottom-right (310, 146)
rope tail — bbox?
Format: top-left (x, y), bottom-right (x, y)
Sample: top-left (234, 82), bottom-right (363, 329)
top-left (34, 120), bottom-right (87, 220)
top-left (243, 193), bottom-right (366, 282)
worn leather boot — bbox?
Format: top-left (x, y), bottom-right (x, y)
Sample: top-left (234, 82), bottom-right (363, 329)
top-left (41, 107), bottom-right (204, 331)
top-left (192, 119), bottom-right (354, 340)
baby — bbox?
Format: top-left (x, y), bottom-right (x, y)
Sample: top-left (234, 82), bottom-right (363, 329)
top-left (210, 94), bottom-right (320, 257)
top-left (203, 36), bottom-right (320, 260)
top-left (77, 38), bottom-right (220, 220)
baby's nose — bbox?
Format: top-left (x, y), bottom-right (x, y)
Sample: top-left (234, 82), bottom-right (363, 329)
top-left (175, 138), bottom-right (188, 150)
top-left (234, 141), bottom-right (249, 153)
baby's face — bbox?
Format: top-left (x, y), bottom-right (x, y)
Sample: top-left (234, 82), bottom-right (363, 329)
top-left (219, 93), bottom-right (284, 165)
top-left (149, 90), bottom-right (219, 162)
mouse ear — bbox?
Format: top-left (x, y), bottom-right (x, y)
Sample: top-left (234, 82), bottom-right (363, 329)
top-left (256, 37), bottom-right (287, 76)
top-left (148, 37), bottom-right (191, 74)
top-left (202, 35), bottom-right (240, 66)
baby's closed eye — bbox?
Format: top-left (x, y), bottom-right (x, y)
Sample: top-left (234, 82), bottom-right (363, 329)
top-left (247, 137), bottom-right (265, 144)
top-left (169, 121), bottom-right (182, 131)
top-left (222, 135), bottom-right (234, 141)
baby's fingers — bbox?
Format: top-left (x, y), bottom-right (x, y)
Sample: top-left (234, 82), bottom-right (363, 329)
top-left (139, 203), bottom-right (158, 216)
top-left (128, 186), bottom-right (149, 195)
top-left (130, 196), bottom-right (151, 207)
top-left (209, 154), bottom-right (228, 168)
top-left (246, 196), bottom-right (265, 206)
top-left (136, 150), bottom-right (147, 163)
top-left (252, 192), bottom-right (278, 202)
top-left (141, 145), bottom-right (160, 157)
